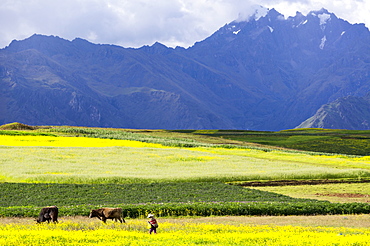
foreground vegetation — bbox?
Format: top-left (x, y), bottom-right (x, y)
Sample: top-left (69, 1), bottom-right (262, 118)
top-left (1, 218), bottom-right (370, 246)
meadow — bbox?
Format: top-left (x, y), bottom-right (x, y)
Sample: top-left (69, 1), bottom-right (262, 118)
top-left (2, 123), bottom-right (370, 245)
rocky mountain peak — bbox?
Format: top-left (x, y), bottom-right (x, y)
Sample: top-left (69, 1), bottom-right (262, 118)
top-left (1, 8), bottom-right (370, 130)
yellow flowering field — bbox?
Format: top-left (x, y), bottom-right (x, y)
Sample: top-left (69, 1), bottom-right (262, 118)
top-left (1, 135), bottom-right (370, 183)
top-left (0, 219), bottom-right (369, 246)
top-left (1, 135), bottom-right (369, 169)
top-left (0, 135), bottom-right (164, 148)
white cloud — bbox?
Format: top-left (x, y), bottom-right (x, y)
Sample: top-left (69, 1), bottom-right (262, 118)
top-left (0, 0), bottom-right (369, 49)
top-left (259, 0), bottom-right (370, 25)
top-left (236, 5), bottom-right (269, 22)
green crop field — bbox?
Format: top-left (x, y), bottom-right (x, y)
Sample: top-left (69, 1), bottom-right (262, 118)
top-left (0, 182), bottom-right (313, 207)
top-left (181, 128), bottom-right (370, 156)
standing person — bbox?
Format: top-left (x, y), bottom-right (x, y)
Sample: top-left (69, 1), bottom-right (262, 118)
top-left (147, 214), bottom-right (158, 234)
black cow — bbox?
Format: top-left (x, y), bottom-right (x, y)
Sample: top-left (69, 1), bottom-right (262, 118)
top-left (89, 208), bottom-right (125, 223)
top-left (36, 206), bottom-right (59, 223)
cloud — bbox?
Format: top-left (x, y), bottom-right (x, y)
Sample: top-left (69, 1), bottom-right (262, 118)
top-left (259, 0), bottom-right (370, 24)
top-left (0, 0), bottom-right (369, 49)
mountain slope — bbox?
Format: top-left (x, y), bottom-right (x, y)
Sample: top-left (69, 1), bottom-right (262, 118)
top-left (1, 8), bottom-right (370, 130)
top-left (0, 35), bottom-right (231, 129)
top-left (178, 8), bottom-right (370, 129)
top-left (297, 93), bottom-right (370, 130)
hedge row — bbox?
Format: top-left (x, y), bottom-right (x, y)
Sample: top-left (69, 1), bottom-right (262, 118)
top-left (2, 202), bottom-right (370, 218)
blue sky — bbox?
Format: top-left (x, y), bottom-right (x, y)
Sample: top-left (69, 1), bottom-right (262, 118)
top-left (0, 0), bottom-right (368, 49)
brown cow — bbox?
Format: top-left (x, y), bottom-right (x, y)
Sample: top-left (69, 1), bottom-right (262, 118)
top-left (36, 206), bottom-right (58, 223)
top-left (89, 208), bottom-right (125, 223)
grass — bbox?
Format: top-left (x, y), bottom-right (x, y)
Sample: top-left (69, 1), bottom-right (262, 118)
top-left (0, 122), bottom-right (35, 130)
top-left (0, 130), bottom-right (55, 136)
top-left (44, 126), bottom-right (214, 148)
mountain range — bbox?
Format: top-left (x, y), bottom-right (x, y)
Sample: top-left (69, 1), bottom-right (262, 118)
top-left (1, 8), bottom-right (370, 130)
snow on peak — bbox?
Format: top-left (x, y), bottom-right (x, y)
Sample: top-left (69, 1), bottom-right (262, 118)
top-left (268, 26), bottom-right (274, 32)
top-left (295, 19), bottom-right (308, 28)
top-left (318, 13), bottom-right (331, 25)
top-left (233, 29), bottom-right (241, 35)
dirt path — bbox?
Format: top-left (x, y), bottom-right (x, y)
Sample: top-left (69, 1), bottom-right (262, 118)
top-left (2, 215), bottom-right (370, 228)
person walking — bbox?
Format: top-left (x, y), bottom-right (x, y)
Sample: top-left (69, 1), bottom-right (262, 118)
top-left (147, 214), bottom-right (158, 234)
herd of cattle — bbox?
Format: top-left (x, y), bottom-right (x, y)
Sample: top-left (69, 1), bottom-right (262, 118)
top-left (36, 206), bottom-right (125, 224)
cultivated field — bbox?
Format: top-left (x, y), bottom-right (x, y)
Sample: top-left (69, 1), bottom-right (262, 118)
top-left (1, 216), bottom-right (370, 245)
top-left (1, 123), bottom-right (370, 245)
top-left (1, 133), bottom-right (369, 184)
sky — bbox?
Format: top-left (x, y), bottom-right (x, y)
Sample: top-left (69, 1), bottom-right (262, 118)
top-left (0, 0), bottom-right (369, 49)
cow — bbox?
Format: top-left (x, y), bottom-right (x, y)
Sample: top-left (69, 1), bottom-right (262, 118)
top-left (89, 208), bottom-right (125, 223)
top-left (36, 206), bottom-right (59, 223)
